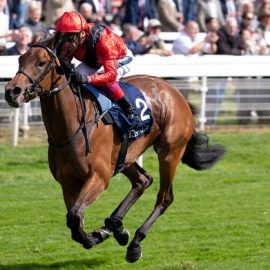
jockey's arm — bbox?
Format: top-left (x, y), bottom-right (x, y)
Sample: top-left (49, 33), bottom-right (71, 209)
top-left (88, 59), bottom-right (118, 86)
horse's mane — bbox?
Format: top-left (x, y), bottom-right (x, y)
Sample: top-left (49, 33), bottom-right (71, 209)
top-left (32, 32), bottom-right (56, 50)
top-left (31, 32), bottom-right (74, 78)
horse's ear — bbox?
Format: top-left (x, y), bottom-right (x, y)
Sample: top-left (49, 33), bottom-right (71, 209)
top-left (32, 32), bottom-right (44, 45)
top-left (32, 32), bottom-right (57, 50)
top-left (47, 33), bottom-right (57, 50)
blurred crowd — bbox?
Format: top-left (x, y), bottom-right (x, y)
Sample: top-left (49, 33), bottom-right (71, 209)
top-left (1, 0), bottom-right (270, 57)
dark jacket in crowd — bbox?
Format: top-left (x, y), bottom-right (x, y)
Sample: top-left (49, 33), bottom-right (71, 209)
top-left (1, 45), bottom-right (21, 56)
top-left (216, 27), bottom-right (244, 55)
top-left (122, 0), bottom-right (156, 27)
top-left (123, 38), bottom-right (151, 55)
top-left (24, 19), bottom-right (49, 35)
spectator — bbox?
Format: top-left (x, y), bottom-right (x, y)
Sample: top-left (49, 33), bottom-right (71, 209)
top-left (172, 20), bottom-right (218, 108)
top-left (79, 2), bottom-right (94, 22)
top-left (78, 2), bottom-right (122, 34)
top-left (215, 17), bottom-right (245, 125)
top-left (73, 0), bottom-right (81, 10)
top-left (11, 0), bottom-right (29, 28)
top-left (122, 0), bottom-right (156, 30)
top-left (24, 1), bottom-right (49, 35)
top-left (255, 4), bottom-right (270, 54)
top-left (137, 18), bottom-right (173, 56)
top-left (240, 29), bottom-right (254, 54)
top-left (205, 16), bottom-right (220, 33)
top-left (240, 11), bottom-right (257, 32)
top-left (239, 0), bottom-right (255, 21)
top-left (172, 20), bottom-right (218, 55)
top-left (45, 0), bottom-right (75, 30)
top-left (107, 0), bottom-right (126, 27)
top-left (235, 5), bottom-right (270, 125)
top-left (0, 0), bottom-right (10, 51)
top-left (242, 28), bottom-right (266, 53)
top-left (204, 17), bottom-right (224, 126)
top-left (79, 0), bottom-right (100, 13)
top-left (236, 27), bottom-right (270, 125)
top-left (240, 11), bottom-right (267, 54)
top-left (105, 0), bottom-right (124, 15)
top-left (196, 0), bottom-right (225, 32)
top-left (216, 17), bottom-right (244, 55)
top-left (183, 0), bottom-right (197, 23)
top-left (220, 0), bottom-right (238, 19)
top-left (122, 23), bottom-right (150, 55)
top-left (1, 26), bottom-right (33, 55)
top-left (255, 0), bottom-right (267, 15)
top-left (172, 0), bottom-right (197, 25)
top-left (81, 1), bottom-right (110, 24)
top-left (173, 0), bottom-right (187, 19)
top-left (155, 0), bottom-right (183, 32)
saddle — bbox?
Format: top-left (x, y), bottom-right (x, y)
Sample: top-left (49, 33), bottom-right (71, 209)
top-left (83, 81), bottom-right (153, 174)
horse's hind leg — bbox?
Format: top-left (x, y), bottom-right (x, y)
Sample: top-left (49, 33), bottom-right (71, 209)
top-left (63, 173), bottom-right (110, 249)
top-left (126, 145), bottom-right (186, 263)
top-left (104, 163), bottom-right (153, 246)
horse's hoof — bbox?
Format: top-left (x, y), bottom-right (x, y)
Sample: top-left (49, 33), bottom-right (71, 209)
top-left (114, 228), bottom-right (130, 246)
top-left (82, 241), bottom-right (93, 249)
top-left (126, 242), bottom-right (142, 263)
top-left (71, 231), bottom-right (93, 249)
top-left (92, 227), bottom-right (111, 243)
top-left (104, 217), bottom-right (129, 245)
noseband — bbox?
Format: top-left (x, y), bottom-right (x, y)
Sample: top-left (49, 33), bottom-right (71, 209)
top-left (17, 44), bottom-right (94, 154)
top-left (17, 44), bottom-right (70, 101)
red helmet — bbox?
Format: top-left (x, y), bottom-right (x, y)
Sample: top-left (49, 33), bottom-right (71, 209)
top-left (56, 11), bottom-right (87, 33)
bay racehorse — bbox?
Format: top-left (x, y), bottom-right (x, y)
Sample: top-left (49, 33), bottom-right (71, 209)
top-left (5, 34), bottom-right (226, 263)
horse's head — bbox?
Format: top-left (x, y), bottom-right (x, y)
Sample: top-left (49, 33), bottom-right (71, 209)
top-left (5, 34), bottom-right (67, 108)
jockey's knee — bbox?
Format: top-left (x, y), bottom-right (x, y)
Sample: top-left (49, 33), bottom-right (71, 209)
top-left (101, 83), bottom-right (125, 101)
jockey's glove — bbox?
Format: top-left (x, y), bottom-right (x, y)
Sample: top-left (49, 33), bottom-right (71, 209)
top-left (70, 71), bottom-right (88, 85)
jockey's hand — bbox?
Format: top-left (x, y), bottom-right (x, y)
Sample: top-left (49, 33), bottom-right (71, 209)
top-left (70, 71), bottom-right (88, 85)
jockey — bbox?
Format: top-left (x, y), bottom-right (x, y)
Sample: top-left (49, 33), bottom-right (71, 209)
top-left (55, 11), bottom-right (138, 120)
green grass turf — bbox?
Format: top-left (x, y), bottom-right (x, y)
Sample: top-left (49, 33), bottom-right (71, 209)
top-left (0, 131), bottom-right (269, 270)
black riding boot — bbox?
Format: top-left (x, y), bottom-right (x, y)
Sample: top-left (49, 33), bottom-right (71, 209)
top-left (117, 96), bottom-right (139, 120)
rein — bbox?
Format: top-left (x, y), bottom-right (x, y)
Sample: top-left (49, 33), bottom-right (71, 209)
top-left (18, 44), bottom-right (95, 154)
top-left (47, 110), bottom-right (107, 150)
top-left (17, 44), bottom-right (70, 101)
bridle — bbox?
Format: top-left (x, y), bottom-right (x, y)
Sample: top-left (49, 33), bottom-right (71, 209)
top-left (16, 44), bottom-right (70, 102)
top-left (16, 43), bottom-right (101, 154)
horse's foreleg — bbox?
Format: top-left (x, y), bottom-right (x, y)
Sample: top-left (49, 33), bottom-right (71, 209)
top-left (64, 173), bottom-right (109, 249)
top-left (104, 163), bottom-right (153, 246)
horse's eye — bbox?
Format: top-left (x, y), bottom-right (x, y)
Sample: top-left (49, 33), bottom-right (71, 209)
top-left (37, 61), bottom-right (46, 68)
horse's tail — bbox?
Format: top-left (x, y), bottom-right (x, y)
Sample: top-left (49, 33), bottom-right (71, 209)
top-left (182, 103), bottom-right (226, 170)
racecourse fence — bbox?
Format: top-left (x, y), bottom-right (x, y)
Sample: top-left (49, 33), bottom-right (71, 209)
top-left (1, 77), bottom-right (270, 140)
top-left (1, 55), bottom-right (270, 145)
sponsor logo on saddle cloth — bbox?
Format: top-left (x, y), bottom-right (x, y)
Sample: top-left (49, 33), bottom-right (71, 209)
top-left (83, 82), bottom-right (153, 141)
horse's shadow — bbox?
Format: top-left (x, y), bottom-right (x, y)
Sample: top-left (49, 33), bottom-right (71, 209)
top-left (0, 258), bottom-right (106, 270)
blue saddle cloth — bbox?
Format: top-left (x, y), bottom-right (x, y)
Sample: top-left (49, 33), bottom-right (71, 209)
top-left (83, 82), bottom-right (153, 142)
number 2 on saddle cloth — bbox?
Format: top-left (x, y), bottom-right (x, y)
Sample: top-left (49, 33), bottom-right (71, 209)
top-left (83, 81), bottom-right (153, 174)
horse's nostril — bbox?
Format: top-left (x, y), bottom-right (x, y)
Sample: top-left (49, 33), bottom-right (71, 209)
top-left (5, 87), bottom-right (22, 104)
top-left (13, 87), bottom-right (22, 96)
top-left (5, 90), bottom-right (12, 103)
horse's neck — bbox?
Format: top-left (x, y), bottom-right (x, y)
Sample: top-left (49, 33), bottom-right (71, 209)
top-left (40, 82), bottom-right (90, 145)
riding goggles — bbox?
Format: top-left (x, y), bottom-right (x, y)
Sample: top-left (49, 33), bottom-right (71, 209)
top-left (63, 34), bottom-right (80, 43)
